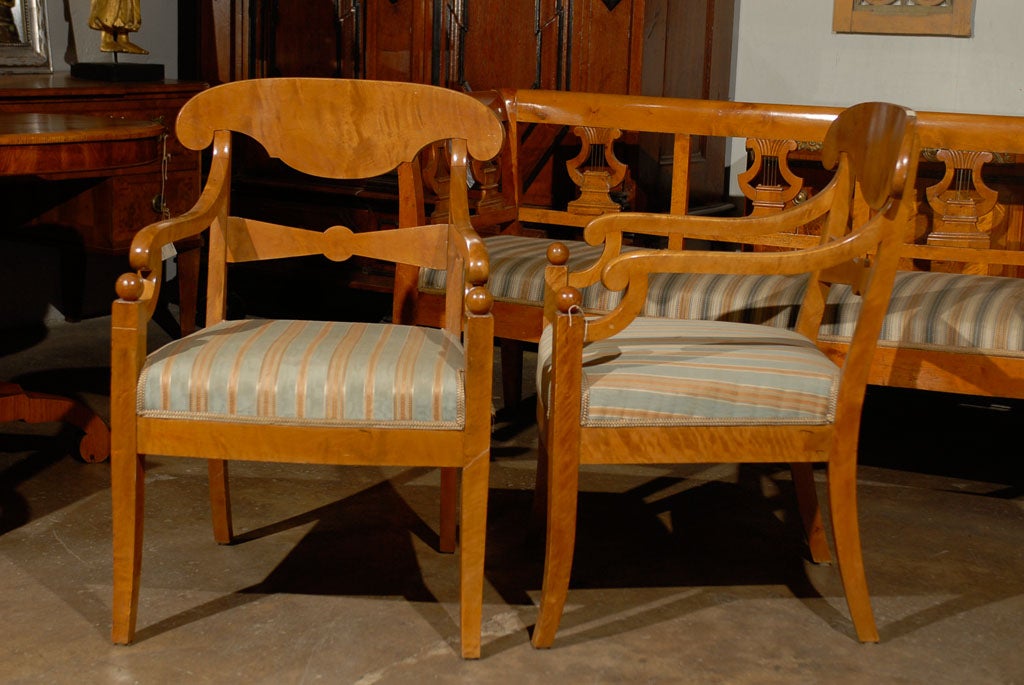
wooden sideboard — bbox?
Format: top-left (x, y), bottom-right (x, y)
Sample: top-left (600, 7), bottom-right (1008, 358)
top-left (0, 75), bottom-right (206, 326)
top-left (0, 75), bottom-right (205, 253)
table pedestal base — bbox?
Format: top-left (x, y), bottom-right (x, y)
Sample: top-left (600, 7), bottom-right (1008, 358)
top-left (1, 382), bottom-right (110, 462)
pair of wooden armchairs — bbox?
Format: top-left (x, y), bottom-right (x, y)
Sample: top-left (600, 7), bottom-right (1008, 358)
top-left (109, 78), bottom-right (917, 657)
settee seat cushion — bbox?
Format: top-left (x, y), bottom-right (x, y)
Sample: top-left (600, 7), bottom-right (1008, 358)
top-left (420, 235), bottom-right (617, 308)
top-left (538, 317), bottom-right (840, 428)
top-left (138, 319), bottom-right (465, 428)
top-left (823, 271), bottom-right (1024, 355)
top-left (422, 234), bottom-right (1024, 356)
top-left (420, 235), bottom-right (803, 325)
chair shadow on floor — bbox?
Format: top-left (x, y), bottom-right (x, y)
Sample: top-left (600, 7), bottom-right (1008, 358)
top-left (131, 464), bottom-right (828, 654)
top-left (484, 456), bottom-right (1024, 652)
top-left (122, 430), bottom-right (1024, 654)
top-left (131, 467), bottom-right (458, 646)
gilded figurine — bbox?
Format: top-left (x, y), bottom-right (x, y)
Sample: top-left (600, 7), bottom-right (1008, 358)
top-left (88, 0), bottom-right (148, 55)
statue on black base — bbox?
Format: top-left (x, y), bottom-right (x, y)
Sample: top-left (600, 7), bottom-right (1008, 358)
top-left (73, 0), bottom-right (164, 81)
top-left (89, 0), bottom-right (148, 54)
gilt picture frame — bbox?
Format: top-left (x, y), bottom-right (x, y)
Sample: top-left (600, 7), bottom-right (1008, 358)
top-left (0, 0), bottom-right (52, 73)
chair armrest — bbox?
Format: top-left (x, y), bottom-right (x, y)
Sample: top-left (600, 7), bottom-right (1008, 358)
top-left (449, 222), bottom-right (490, 288)
top-left (573, 211), bottom-right (888, 343)
top-left (565, 184), bottom-right (837, 290)
top-left (583, 185), bottom-right (835, 246)
top-left (125, 131), bottom-right (232, 279)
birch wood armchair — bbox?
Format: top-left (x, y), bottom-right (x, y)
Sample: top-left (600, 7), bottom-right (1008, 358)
top-left (531, 102), bottom-right (920, 648)
top-left (109, 78), bottom-right (504, 658)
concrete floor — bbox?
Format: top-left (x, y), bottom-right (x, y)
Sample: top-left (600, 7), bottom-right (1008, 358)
top-left (2, 282), bottom-right (1023, 682)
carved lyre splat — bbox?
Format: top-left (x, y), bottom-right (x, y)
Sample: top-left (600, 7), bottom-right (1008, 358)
top-left (423, 141), bottom-right (506, 223)
top-left (471, 156), bottom-right (505, 214)
top-left (566, 126), bottom-right (627, 215)
top-left (422, 142), bottom-right (451, 222)
top-left (925, 148), bottom-right (998, 250)
top-left (738, 138), bottom-right (801, 216)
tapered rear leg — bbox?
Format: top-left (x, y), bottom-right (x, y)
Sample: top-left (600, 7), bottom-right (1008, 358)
top-left (439, 467), bottom-right (458, 553)
top-left (208, 459), bottom-right (233, 544)
top-left (790, 463), bottom-right (831, 563)
top-left (499, 339), bottom-right (524, 411)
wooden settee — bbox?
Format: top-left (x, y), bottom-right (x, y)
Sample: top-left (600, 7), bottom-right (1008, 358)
top-left (395, 89), bottom-right (1024, 405)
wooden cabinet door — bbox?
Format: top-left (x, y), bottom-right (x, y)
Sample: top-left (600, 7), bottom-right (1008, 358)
top-left (637, 0), bottom-right (736, 209)
top-left (435, 0), bottom-right (644, 93)
top-left (363, 0), bottom-right (433, 83)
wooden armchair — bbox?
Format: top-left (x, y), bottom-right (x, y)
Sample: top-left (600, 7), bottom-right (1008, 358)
top-left (531, 102), bottom-right (920, 648)
top-left (109, 78), bottom-right (504, 658)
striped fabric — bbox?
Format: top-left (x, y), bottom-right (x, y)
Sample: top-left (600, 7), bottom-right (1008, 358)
top-left (538, 318), bottom-right (840, 428)
top-left (422, 234), bottom-right (1024, 355)
top-left (641, 272), bottom-right (806, 327)
top-left (139, 319), bottom-right (466, 428)
top-left (420, 235), bottom-right (805, 324)
top-left (823, 271), bottom-right (1024, 355)
top-left (420, 235), bottom-right (630, 310)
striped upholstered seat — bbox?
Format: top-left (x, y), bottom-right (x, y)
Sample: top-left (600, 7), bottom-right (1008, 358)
top-left (139, 319), bottom-right (466, 428)
top-left (634, 268), bottom-right (1024, 354)
top-left (420, 235), bottom-right (619, 308)
top-left (537, 317), bottom-right (840, 428)
top-left (420, 235), bottom-right (805, 325)
top-left (425, 234), bottom-right (1024, 357)
top-left (824, 270), bottom-right (1024, 355)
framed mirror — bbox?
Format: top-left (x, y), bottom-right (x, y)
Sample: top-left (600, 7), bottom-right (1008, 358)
top-left (0, 0), bottom-right (52, 73)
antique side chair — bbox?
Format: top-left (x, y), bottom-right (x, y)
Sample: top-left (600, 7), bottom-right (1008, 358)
top-left (531, 102), bottom-right (920, 648)
top-left (109, 78), bottom-right (504, 658)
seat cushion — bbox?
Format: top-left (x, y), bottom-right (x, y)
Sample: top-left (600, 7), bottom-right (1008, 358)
top-left (538, 318), bottom-right (840, 428)
top-left (420, 235), bottom-right (628, 310)
top-left (823, 271), bottom-right (1024, 355)
top-left (421, 235), bottom-right (805, 327)
top-left (139, 319), bottom-right (466, 428)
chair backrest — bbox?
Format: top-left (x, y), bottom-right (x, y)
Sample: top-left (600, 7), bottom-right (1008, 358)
top-left (176, 78), bottom-right (504, 180)
top-left (172, 78), bottom-right (505, 330)
top-left (788, 102), bottom-right (917, 346)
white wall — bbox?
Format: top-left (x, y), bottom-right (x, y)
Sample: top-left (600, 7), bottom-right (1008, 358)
top-left (44, 1), bottom-right (177, 78)
top-left (728, 0), bottom-right (1024, 193)
top-left (733, 0), bottom-right (1024, 116)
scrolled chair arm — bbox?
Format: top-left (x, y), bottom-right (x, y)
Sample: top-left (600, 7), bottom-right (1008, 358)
top-left (565, 173), bottom-right (840, 291)
top-left (450, 222), bottom-right (491, 288)
top-left (573, 210), bottom-right (891, 344)
top-left (132, 132), bottom-right (232, 272)
top-left (582, 186), bottom-right (835, 247)
top-left (117, 131), bottom-right (233, 305)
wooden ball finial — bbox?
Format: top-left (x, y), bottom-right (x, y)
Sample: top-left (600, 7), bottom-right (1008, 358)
top-left (547, 242), bottom-right (570, 266)
top-left (115, 273), bottom-right (145, 301)
top-left (465, 285), bottom-right (493, 315)
top-left (556, 286), bottom-right (582, 313)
